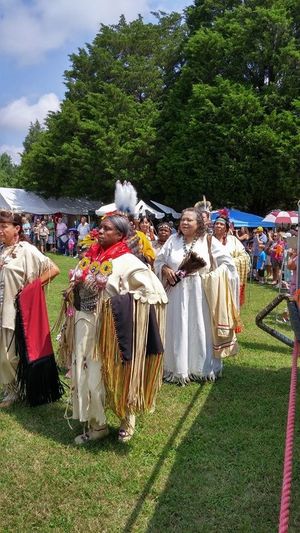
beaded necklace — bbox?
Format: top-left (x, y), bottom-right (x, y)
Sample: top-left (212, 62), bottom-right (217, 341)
top-left (0, 241), bottom-right (19, 269)
top-left (182, 235), bottom-right (198, 257)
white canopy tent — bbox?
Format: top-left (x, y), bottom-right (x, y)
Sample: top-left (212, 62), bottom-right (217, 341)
top-left (0, 187), bottom-right (52, 214)
top-left (95, 202), bottom-right (117, 216)
top-left (136, 200), bottom-right (164, 219)
top-left (95, 199), bottom-right (177, 220)
top-left (45, 196), bottom-right (100, 215)
top-left (0, 187), bottom-right (100, 215)
top-left (150, 200), bottom-right (181, 219)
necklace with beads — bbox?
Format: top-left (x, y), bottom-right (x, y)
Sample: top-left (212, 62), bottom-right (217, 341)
top-left (0, 241), bottom-right (19, 269)
top-left (182, 235), bottom-right (198, 257)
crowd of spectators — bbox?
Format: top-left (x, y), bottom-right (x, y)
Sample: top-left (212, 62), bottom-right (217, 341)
top-left (21, 214), bottom-right (92, 257)
top-left (20, 211), bottom-right (298, 299)
top-left (233, 225), bottom-right (298, 293)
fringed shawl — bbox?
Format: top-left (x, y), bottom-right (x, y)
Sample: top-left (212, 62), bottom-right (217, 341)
top-left (99, 295), bottom-right (165, 419)
top-left (202, 264), bottom-right (241, 358)
top-left (225, 235), bottom-right (250, 307)
top-left (55, 252), bottom-right (167, 419)
top-left (233, 254), bottom-right (249, 306)
top-left (15, 278), bottom-right (64, 406)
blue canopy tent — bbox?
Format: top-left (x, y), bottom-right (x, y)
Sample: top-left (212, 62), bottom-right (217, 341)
top-left (211, 208), bottom-right (264, 228)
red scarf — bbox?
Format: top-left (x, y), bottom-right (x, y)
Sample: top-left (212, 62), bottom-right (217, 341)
top-left (85, 239), bottom-right (131, 263)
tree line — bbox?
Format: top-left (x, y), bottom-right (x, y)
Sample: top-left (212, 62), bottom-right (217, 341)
top-left (3, 0), bottom-right (300, 214)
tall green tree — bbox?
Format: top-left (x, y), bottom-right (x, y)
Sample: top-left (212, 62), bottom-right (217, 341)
top-left (21, 12), bottom-right (186, 200)
top-left (0, 153), bottom-right (19, 187)
top-left (157, 0), bottom-right (300, 213)
top-left (158, 77), bottom-right (300, 212)
top-left (22, 120), bottom-right (44, 153)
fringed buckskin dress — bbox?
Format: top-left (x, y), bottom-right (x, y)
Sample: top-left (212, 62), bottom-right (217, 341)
top-left (59, 251), bottom-right (167, 430)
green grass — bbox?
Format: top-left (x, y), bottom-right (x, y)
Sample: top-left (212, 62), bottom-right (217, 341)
top-left (0, 254), bottom-right (299, 532)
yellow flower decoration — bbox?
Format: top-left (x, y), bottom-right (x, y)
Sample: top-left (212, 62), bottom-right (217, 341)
top-left (90, 261), bottom-right (101, 274)
top-left (99, 260), bottom-right (113, 276)
top-left (80, 235), bottom-right (97, 248)
top-left (78, 257), bottom-right (91, 270)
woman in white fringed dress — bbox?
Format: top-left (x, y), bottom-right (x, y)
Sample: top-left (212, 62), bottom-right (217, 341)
top-left (154, 207), bottom-right (239, 384)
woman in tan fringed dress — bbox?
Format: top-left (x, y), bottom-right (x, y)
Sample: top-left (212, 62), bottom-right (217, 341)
top-left (58, 215), bottom-right (167, 444)
top-left (0, 211), bottom-right (59, 407)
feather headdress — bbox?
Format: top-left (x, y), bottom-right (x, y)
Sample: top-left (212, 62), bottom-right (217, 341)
top-left (114, 180), bottom-right (138, 215)
top-left (194, 195), bottom-right (212, 213)
top-left (217, 207), bottom-right (230, 219)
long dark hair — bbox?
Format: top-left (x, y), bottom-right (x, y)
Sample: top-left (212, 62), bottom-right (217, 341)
top-left (0, 211), bottom-right (27, 241)
top-left (178, 208), bottom-right (206, 238)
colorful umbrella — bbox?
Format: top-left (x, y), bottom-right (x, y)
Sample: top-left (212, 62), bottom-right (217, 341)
top-left (275, 211), bottom-right (293, 224)
top-left (262, 210), bottom-right (298, 225)
top-left (261, 211), bottom-right (278, 224)
top-left (289, 211), bottom-right (299, 224)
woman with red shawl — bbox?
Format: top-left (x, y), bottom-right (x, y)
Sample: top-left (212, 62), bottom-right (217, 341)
top-left (59, 215), bottom-right (167, 444)
top-left (0, 211), bottom-right (61, 407)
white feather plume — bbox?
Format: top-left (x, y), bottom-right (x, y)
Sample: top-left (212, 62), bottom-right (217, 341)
top-left (114, 180), bottom-right (138, 214)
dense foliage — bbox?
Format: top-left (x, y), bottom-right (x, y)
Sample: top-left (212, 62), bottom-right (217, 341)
top-left (158, 0), bottom-right (300, 212)
top-left (0, 153), bottom-right (20, 187)
top-left (20, 12), bottom-right (185, 201)
top-left (14, 2), bottom-right (300, 213)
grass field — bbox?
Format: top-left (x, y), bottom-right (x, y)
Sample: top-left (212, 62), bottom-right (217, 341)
top-left (0, 254), bottom-right (299, 532)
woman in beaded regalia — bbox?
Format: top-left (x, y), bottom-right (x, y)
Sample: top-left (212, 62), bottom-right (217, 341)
top-left (58, 185), bottom-right (167, 445)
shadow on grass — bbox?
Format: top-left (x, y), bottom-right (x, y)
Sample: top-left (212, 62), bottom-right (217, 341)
top-left (123, 382), bottom-right (205, 531)
top-left (125, 364), bottom-right (300, 533)
top-left (6, 397), bottom-right (130, 456)
top-left (239, 339), bottom-right (291, 355)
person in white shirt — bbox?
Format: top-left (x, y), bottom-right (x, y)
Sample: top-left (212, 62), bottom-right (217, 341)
top-left (56, 217), bottom-right (68, 254)
top-left (38, 220), bottom-right (49, 254)
top-left (77, 216), bottom-right (90, 254)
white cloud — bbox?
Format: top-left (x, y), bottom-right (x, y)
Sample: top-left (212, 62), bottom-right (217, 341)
top-left (0, 144), bottom-right (23, 164)
top-left (0, 0), bottom-right (151, 64)
top-left (0, 93), bottom-right (61, 132)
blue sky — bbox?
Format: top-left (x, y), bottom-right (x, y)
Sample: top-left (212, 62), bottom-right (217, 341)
top-left (0, 0), bottom-right (190, 163)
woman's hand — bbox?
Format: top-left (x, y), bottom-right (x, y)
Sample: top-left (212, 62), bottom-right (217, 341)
top-left (40, 263), bottom-right (60, 286)
top-left (162, 265), bottom-right (178, 286)
top-left (63, 285), bottom-right (74, 302)
top-left (84, 277), bottom-right (99, 292)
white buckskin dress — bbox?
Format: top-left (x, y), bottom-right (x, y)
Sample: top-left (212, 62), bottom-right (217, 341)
top-left (154, 233), bottom-right (239, 384)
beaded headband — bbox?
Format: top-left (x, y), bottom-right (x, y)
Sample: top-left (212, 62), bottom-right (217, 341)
top-left (157, 223), bottom-right (172, 231)
top-left (214, 217), bottom-right (227, 225)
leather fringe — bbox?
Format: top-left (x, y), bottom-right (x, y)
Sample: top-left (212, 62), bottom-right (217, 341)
top-left (99, 299), bottom-right (164, 419)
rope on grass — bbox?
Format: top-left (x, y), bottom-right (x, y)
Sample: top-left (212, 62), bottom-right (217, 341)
top-left (278, 341), bottom-right (299, 533)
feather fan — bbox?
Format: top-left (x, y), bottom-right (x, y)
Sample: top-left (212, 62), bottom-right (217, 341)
top-left (172, 251), bottom-right (207, 284)
top-left (178, 251), bottom-right (206, 274)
